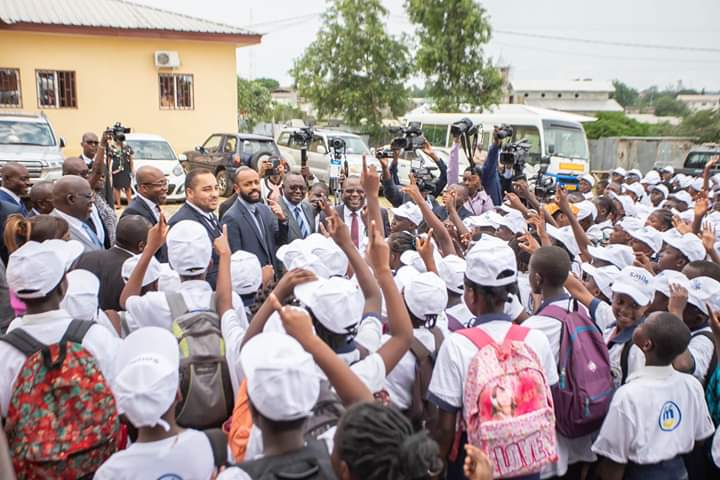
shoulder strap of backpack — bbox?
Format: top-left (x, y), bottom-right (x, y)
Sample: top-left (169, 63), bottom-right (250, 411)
top-left (620, 340), bottom-right (632, 385)
top-left (458, 327), bottom-right (496, 349)
top-left (0, 328), bottom-right (45, 357)
top-left (409, 336), bottom-right (432, 362)
top-left (204, 428), bottom-right (228, 468)
top-left (502, 324), bottom-right (530, 348)
top-left (692, 330), bottom-right (717, 379)
top-left (536, 304), bottom-right (571, 321)
top-left (431, 326), bottom-right (444, 353)
top-left (166, 292), bottom-right (189, 320)
top-left (61, 319), bottom-right (95, 344)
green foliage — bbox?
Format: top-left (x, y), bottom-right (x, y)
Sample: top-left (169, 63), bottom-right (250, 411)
top-left (237, 78), bottom-right (272, 130)
top-left (653, 96), bottom-right (690, 117)
top-left (255, 78), bottom-right (280, 91)
top-left (291, 0), bottom-right (412, 134)
top-left (611, 80), bottom-right (639, 108)
top-left (676, 109), bottom-right (720, 143)
top-left (406, 0), bottom-right (502, 111)
top-left (584, 112), bottom-right (668, 139)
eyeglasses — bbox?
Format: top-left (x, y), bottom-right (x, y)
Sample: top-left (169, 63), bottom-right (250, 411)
top-left (286, 184), bottom-right (306, 192)
top-left (142, 180), bottom-right (169, 188)
top-left (73, 192), bottom-right (95, 201)
top-left (84, 141), bottom-right (99, 145)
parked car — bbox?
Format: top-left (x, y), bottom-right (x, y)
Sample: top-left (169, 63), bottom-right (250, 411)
top-left (182, 133), bottom-right (281, 196)
top-left (276, 128), bottom-right (381, 184)
top-left (675, 143), bottom-right (720, 177)
top-left (126, 133), bottom-right (186, 202)
top-left (0, 111), bottom-right (64, 184)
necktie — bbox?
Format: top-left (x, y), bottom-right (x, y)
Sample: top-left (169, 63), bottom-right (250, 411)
top-left (207, 212), bottom-right (221, 235)
top-left (81, 222), bottom-right (102, 247)
top-left (350, 212), bottom-right (359, 248)
top-left (294, 206), bottom-right (309, 239)
top-left (252, 208), bottom-right (265, 239)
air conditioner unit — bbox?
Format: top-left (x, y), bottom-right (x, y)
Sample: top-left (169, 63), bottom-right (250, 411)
top-left (154, 51), bottom-right (180, 68)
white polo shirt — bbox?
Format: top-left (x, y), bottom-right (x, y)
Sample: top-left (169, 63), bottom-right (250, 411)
top-left (592, 365), bottom-right (714, 465)
top-left (0, 309), bottom-right (120, 417)
top-left (688, 326), bottom-right (715, 384)
top-left (428, 314), bottom-right (558, 417)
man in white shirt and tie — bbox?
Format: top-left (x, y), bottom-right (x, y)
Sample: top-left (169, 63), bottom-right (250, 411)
top-left (121, 166), bottom-right (168, 262)
top-left (0, 164), bottom-right (29, 216)
top-left (50, 175), bottom-right (104, 252)
top-left (79, 132), bottom-right (99, 168)
top-left (279, 173), bottom-right (315, 243)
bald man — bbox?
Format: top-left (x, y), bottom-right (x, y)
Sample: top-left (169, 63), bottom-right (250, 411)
top-left (0, 163), bottom-right (29, 216)
top-left (79, 132), bottom-right (99, 167)
top-left (121, 165), bottom-right (168, 261)
top-left (50, 175), bottom-right (104, 252)
top-left (29, 181), bottom-right (54, 216)
top-left (75, 214), bottom-right (152, 310)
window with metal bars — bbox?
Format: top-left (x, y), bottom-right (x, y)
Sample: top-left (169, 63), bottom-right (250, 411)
top-left (0, 69), bottom-right (21, 107)
top-left (159, 73), bottom-right (193, 110)
top-left (36, 70), bottom-right (76, 108)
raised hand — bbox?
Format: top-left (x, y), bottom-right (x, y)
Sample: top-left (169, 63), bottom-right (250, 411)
top-left (668, 282), bottom-right (689, 318)
top-left (268, 293), bottom-right (315, 346)
top-left (213, 224), bottom-right (231, 257)
top-left (702, 222), bottom-right (717, 253)
top-left (360, 155), bottom-right (380, 195)
top-left (555, 187), bottom-right (572, 215)
top-left (505, 192), bottom-right (524, 211)
top-left (325, 214), bottom-right (352, 247)
top-left (445, 189), bottom-right (458, 213)
top-left (267, 198), bottom-right (286, 222)
top-left (366, 220), bottom-right (390, 273)
top-left (417, 229), bottom-right (434, 260)
top-left (272, 268), bottom-right (317, 302)
top-left (518, 232), bottom-right (540, 255)
top-left (464, 444), bottom-right (493, 480)
top-left (672, 215), bottom-right (692, 235)
top-left (695, 191), bottom-right (709, 218)
top-left (401, 174), bottom-right (423, 203)
top-left (146, 213), bottom-right (168, 254)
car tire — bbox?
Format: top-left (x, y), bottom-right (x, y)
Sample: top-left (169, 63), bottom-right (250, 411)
top-left (249, 151), bottom-right (274, 171)
top-left (216, 170), bottom-right (233, 197)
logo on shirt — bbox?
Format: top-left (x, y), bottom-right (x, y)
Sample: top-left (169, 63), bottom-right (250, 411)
top-left (157, 475), bottom-right (183, 480)
top-left (658, 401), bottom-right (682, 431)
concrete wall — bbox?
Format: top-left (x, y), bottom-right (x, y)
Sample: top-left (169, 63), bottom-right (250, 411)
top-left (0, 30), bottom-right (241, 157)
top-left (589, 137), bottom-right (696, 173)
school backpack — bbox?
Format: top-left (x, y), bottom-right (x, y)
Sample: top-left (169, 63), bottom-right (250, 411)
top-left (539, 304), bottom-right (614, 438)
top-left (166, 292), bottom-right (234, 430)
top-left (0, 320), bottom-right (119, 479)
top-left (405, 327), bottom-right (444, 431)
top-left (459, 324), bottom-right (557, 479)
top-left (238, 438), bottom-right (336, 480)
top-left (446, 312), bottom-right (465, 332)
top-left (304, 380), bottom-right (345, 440)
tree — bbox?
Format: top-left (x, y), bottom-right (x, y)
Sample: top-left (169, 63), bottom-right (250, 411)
top-left (237, 78), bottom-right (271, 130)
top-left (406, 0), bottom-right (502, 111)
top-left (255, 77), bottom-right (280, 91)
top-left (676, 109), bottom-right (720, 143)
top-left (611, 80), bottom-right (639, 108)
top-left (584, 112), bottom-right (659, 139)
top-left (653, 96), bottom-right (690, 117)
top-left (291, 0), bottom-right (412, 134)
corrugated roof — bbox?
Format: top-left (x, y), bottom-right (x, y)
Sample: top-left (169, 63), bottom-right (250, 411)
top-left (677, 94), bottom-right (720, 102)
top-left (524, 98), bottom-right (623, 113)
top-left (511, 79), bottom-right (614, 93)
top-left (0, 0), bottom-right (258, 36)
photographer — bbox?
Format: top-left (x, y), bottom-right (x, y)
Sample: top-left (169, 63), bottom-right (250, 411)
top-left (108, 131), bottom-right (134, 209)
top-left (378, 141), bottom-right (447, 216)
top-left (258, 156), bottom-right (286, 202)
top-left (481, 127), bottom-right (504, 206)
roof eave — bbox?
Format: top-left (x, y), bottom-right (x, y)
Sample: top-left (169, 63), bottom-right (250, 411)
top-left (0, 21), bottom-right (262, 45)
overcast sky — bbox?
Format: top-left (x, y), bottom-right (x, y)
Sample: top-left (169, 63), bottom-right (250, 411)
top-left (136, 0), bottom-right (720, 92)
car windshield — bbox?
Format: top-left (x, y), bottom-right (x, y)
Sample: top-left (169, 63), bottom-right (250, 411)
top-left (126, 140), bottom-right (176, 160)
top-left (543, 125), bottom-right (588, 159)
top-left (333, 136), bottom-right (370, 155)
top-left (241, 140), bottom-right (280, 156)
top-left (0, 120), bottom-right (55, 146)
top-left (685, 152), bottom-right (719, 170)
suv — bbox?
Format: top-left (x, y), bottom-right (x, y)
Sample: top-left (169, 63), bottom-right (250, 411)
top-left (276, 128), bottom-right (381, 183)
top-left (676, 143), bottom-right (720, 177)
top-left (182, 133), bottom-right (281, 196)
top-left (0, 112), bottom-right (64, 184)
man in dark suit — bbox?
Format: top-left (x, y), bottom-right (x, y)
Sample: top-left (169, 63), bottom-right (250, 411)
top-left (121, 165), bottom-right (168, 262)
top-left (318, 176), bottom-right (391, 248)
top-left (73, 214), bottom-right (151, 311)
top-left (221, 167), bottom-right (288, 272)
top-left (279, 173), bottom-right (316, 243)
top-left (169, 168), bottom-right (221, 287)
top-left (0, 163), bottom-right (30, 216)
top-left (0, 199), bottom-right (21, 265)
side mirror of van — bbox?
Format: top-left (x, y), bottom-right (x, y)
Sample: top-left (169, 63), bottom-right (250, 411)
top-left (59, 137), bottom-right (65, 148)
top-left (547, 144), bottom-right (555, 155)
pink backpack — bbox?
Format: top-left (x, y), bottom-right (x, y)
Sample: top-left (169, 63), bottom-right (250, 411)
top-left (459, 325), bottom-right (557, 478)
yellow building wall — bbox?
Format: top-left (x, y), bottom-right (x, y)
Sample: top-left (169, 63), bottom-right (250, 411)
top-left (0, 30), bottom-right (239, 157)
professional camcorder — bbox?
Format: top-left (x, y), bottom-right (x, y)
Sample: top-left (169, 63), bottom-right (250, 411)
top-left (412, 164), bottom-right (439, 194)
top-left (105, 122), bottom-right (131, 142)
top-left (329, 137), bottom-right (346, 161)
top-left (290, 127), bottom-right (314, 147)
top-left (495, 124), bottom-right (513, 140)
top-left (500, 138), bottom-right (531, 181)
top-left (450, 117), bottom-right (479, 137)
top-left (389, 122), bottom-right (426, 151)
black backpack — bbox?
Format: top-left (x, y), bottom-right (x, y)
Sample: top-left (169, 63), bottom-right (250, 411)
top-left (238, 439), bottom-right (336, 480)
top-left (405, 327), bottom-right (444, 431)
top-left (304, 380), bottom-right (345, 441)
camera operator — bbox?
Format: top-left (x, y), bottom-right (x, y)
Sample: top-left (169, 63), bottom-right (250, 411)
top-left (378, 141), bottom-right (447, 217)
top-left (480, 127), bottom-right (504, 206)
top-left (447, 136), bottom-right (493, 216)
top-left (108, 131), bottom-right (134, 209)
top-left (258, 156), bottom-right (286, 202)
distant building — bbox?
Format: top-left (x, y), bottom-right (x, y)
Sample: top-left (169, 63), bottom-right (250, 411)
top-left (508, 78), bottom-right (623, 115)
top-left (677, 94), bottom-right (720, 112)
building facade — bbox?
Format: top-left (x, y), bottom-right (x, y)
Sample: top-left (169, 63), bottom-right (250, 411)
top-left (508, 79), bottom-right (623, 116)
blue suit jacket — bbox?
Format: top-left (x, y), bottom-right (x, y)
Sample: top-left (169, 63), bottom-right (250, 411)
top-left (221, 198), bottom-right (288, 270)
top-left (0, 200), bottom-right (21, 265)
top-left (169, 203), bottom-right (221, 287)
top-left (0, 190), bottom-right (27, 216)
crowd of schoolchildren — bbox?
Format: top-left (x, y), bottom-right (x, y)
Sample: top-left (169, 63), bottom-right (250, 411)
top-left (1, 132), bottom-right (720, 480)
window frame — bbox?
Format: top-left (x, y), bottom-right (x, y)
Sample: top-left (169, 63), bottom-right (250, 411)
top-left (158, 73), bottom-right (194, 110)
top-left (35, 69), bottom-right (77, 109)
top-left (0, 68), bottom-right (22, 108)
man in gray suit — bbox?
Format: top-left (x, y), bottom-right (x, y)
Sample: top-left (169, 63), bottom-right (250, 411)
top-left (279, 173), bottom-right (316, 242)
top-left (50, 175), bottom-right (104, 253)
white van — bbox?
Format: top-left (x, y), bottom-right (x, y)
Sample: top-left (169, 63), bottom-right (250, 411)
top-left (402, 104), bottom-right (593, 189)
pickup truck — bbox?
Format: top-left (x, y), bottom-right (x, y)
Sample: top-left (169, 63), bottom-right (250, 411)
top-left (0, 111), bottom-right (64, 184)
top-left (673, 144), bottom-right (720, 177)
top-left (182, 133), bottom-right (281, 196)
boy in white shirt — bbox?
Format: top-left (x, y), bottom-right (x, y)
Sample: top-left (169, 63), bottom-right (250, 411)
top-left (592, 312), bottom-right (714, 480)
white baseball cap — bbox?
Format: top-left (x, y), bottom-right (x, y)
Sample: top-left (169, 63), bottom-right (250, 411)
top-left (403, 272), bottom-right (448, 319)
top-left (687, 276), bottom-right (720, 315)
top-left (546, 225), bottom-right (580, 257)
top-left (662, 229), bottom-right (706, 262)
top-left (113, 327), bottom-right (180, 430)
top-left (623, 183), bottom-right (645, 200)
top-left (642, 170), bottom-right (661, 185)
top-left (157, 263), bottom-right (181, 292)
top-left (588, 244), bottom-right (635, 270)
top-left (167, 220), bottom-right (212, 276)
top-left (465, 241), bottom-right (517, 287)
top-left (579, 174), bottom-right (595, 186)
top-left (669, 190), bottom-right (693, 207)
top-left (305, 233), bottom-right (348, 277)
top-left (497, 210), bottom-right (527, 234)
top-left (581, 263), bottom-right (620, 300)
top-left (394, 265), bottom-right (420, 292)
top-left (241, 332), bottom-right (320, 421)
top-left (650, 184), bottom-right (669, 199)
top-left (391, 202), bottom-right (423, 227)
top-left (627, 226), bottom-right (663, 254)
top-left (661, 166), bottom-right (675, 174)
top-left (652, 270), bottom-right (690, 298)
top-left (612, 167), bottom-right (627, 177)
top-left (611, 266), bottom-right (655, 307)
top-left (7, 239), bottom-right (84, 299)
top-left (616, 217), bottom-right (643, 233)
top-left (575, 200), bottom-right (598, 222)
top-left (294, 277), bottom-right (364, 334)
top-left (438, 254), bottom-right (466, 294)
top-left (616, 195), bottom-right (637, 218)
top-left (60, 269), bottom-right (100, 322)
top-left (690, 178), bottom-right (704, 192)
top-left (463, 211), bottom-right (504, 230)
top-left (277, 239), bottom-right (331, 278)
top-left (121, 254), bottom-right (161, 286)
top-left (627, 169), bottom-right (642, 179)
top-left (231, 250), bottom-right (262, 295)
top-left (675, 175), bottom-right (694, 190)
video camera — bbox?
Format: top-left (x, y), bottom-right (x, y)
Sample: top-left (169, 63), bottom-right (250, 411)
top-left (105, 122), bottom-right (131, 142)
top-left (290, 127), bottom-right (314, 147)
top-left (389, 122), bottom-right (426, 151)
top-left (329, 137), bottom-right (346, 160)
top-left (499, 138), bottom-right (531, 181)
top-left (450, 117), bottom-right (479, 138)
top-left (413, 163), bottom-right (439, 194)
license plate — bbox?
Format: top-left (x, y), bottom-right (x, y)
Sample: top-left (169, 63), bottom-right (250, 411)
top-left (559, 162), bottom-right (585, 172)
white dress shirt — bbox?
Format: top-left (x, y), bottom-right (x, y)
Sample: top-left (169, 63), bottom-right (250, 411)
top-left (137, 193), bottom-right (160, 222)
top-left (343, 205), bottom-right (367, 251)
